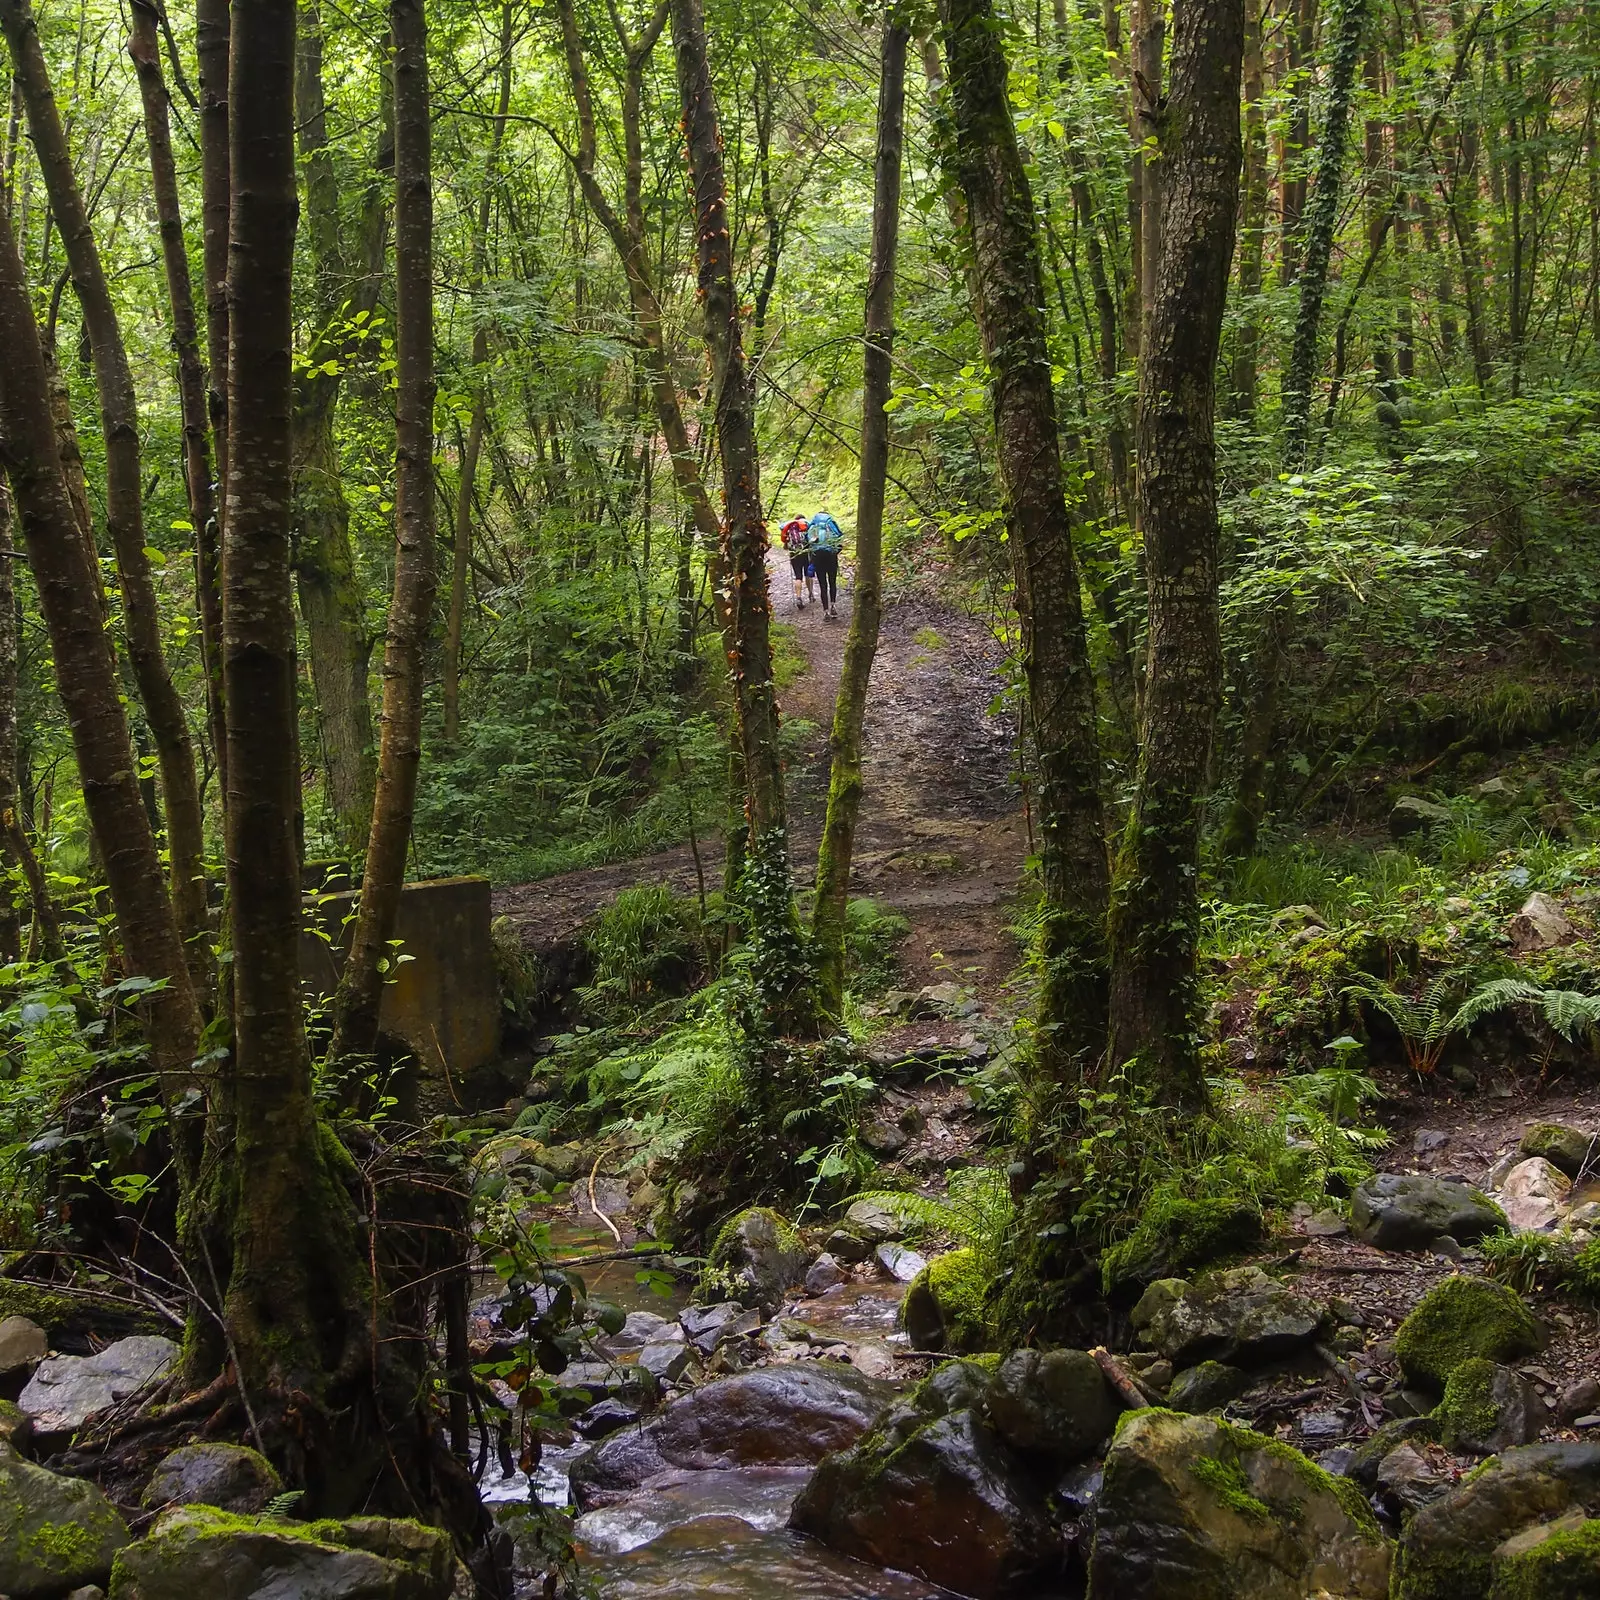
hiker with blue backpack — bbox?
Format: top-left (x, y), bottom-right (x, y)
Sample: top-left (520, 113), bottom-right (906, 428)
top-left (807, 511), bottom-right (844, 619)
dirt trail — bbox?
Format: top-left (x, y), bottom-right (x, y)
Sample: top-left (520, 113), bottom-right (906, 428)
top-left (493, 548), bottom-right (1028, 994)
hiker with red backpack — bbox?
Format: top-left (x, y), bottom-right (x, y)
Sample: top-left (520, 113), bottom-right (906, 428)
top-left (807, 511), bottom-right (844, 618)
top-left (779, 515), bottom-right (813, 610)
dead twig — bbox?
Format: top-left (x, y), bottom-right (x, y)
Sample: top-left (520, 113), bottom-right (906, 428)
top-left (1314, 1341), bottom-right (1385, 1428)
top-left (1091, 1346), bottom-right (1161, 1409)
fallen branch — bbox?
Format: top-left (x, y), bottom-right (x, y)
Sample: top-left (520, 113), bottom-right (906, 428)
top-left (1091, 1345), bottom-right (1160, 1409)
top-left (1314, 1341), bottom-right (1385, 1429)
top-left (587, 1151), bottom-right (622, 1245)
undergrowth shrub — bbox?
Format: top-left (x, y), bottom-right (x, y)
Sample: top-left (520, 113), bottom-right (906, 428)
top-left (581, 885), bottom-right (702, 1017)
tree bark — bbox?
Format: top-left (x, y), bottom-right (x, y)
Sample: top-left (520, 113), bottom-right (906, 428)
top-left (0, 194), bottom-right (202, 1104)
top-left (444, 2), bottom-right (514, 745)
top-left (1, 0), bottom-right (211, 986)
top-left (129, 0), bottom-right (226, 829)
top-left (329, 0), bottom-right (437, 1063)
top-left (1278, 0), bottom-right (1315, 285)
top-left (1229, 0), bottom-right (1268, 419)
top-left (1281, 0), bottom-right (1369, 467)
top-left (1107, 0), bottom-right (1243, 1106)
top-left (1132, 0), bottom-right (1164, 341)
top-left (940, 0), bottom-right (1111, 1074)
top-left (0, 485), bottom-right (21, 964)
top-left (812, 15), bottom-right (907, 1019)
top-left (197, 0), bottom-right (229, 492)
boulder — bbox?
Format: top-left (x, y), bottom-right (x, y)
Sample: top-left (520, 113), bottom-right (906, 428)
top-left (842, 1197), bottom-right (907, 1244)
top-left (703, 1209), bottom-right (809, 1314)
top-left (1486, 1514), bottom-right (1600, 1598)
top-left (1507, 893), bottom-right (1573, 953)
top-left (1394, 1275), bottom-right (1543, 1392)
top-left (875, 1243), bottom-right (926, 1283)
top-left (573, 1398), bottom-right (639, 1439)
top-left (1391, 797), bottom-right (1452, 838)
top-left (1167, 1360), bottom-right (1250, 1414)
top-left (1518, 1123), bottom-right (1597, 1179)
top-left (791, 1391), bottom-right (1058, 1600)
top-left (140, 1444), bottom-right (283, 1515)
top-left (678, 1302), bottom-right (758, 1356)
top-left (1088, 1410), bottom-right (1391, 1600)
top-left (1135, 1267), bottom-right (1325, 1369)
top-left (1376, 1442), bottom-right (1450, 1516)
top-left (984, 1349), bottom-right (1121, 1466)
top-left (824, 1230), bottom-right (872, 1265)
top-left (1346, 1418), bottom-right (1441, 1490)
top-left (636, 1341), bottom-right (694, 1385)
top-left (900, 1248), bottom-right (991, 1353)
top-left (804, 1254), bottom-right (846, 1295)
top-left (1393, 1442), bottom-right (1600, 1600)
top-left (109, 1507), bottom-right (456, 1600)
top-left (1350, 1174), bottom-right (1504, 1251)
top-left (1435, 1359), bottom-right (1542, 1456)
top-left (0, 1318), bottom-right (47, 1376)
top-left (1496, 1157), bottom-right (1571, 1232)
top-left (595, 1310), bottom-right (681, 1356)
top-left (0, 1448), bottom-right (129, 1596)
top-left (18, 1336), bottom-right (178, 1436)
top-left (567, 1362), bottom-right (893, 1508)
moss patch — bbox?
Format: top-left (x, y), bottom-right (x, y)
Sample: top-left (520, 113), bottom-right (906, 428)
top-left (1192, 1452), bottom-right (1272, 1522)
top-left (1488, 1518), bottom-right (1600, 1600)
top-left (902, 1248), bottom-right (993, 1353)
top-left (1101, 1193), bottom-right (1264, 1291)
top-left (1435, 1357), bottom-right (1502, 1451)
top-left (1395, 1275), bottom-right (1543, 1391)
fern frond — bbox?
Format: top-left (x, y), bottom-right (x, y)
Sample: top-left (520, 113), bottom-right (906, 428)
top-left (1446, 977), bottom-right (1544, 1036)
top-left (1538, 989), bottom-right (1600, 1041)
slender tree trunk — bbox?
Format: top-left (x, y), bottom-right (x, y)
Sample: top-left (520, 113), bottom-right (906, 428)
top-left (129, 0), bottom-right (226, 846)
top-left (0, 195), bottom-right (201, 1104)
top-left (813, 16), bottom-right (906, 1018)
top-left (940, 0), bottom-right (1111, 1075)
top-left (0, 486), bottom-right (20, 964)
top-left (1279, 0), bottom-right (1315, 284)
top-left (443, 0), bottom-right (514, 745)
top-left (1106, 0), bottom-right (1243, 1106)
top-left (1, 0), bottom-right (211, 981)
top-left (1280, 0), bottom-right (1369, 467)
top-left (329, 0), bottom-right (437, 1063)
top-left (197, 0), bottom-right (229, 492)
top-left (1133, 0), bottom-right (1164, 341)
top-left (1229, 0), bottom-right (1267, 419)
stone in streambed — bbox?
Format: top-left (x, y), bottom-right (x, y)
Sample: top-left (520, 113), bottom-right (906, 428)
top-left (140, 1444), bottom-right (282, 1515)
top-left (1519, 1122), bottom-right (1598, 1178)
top-left (1434, 1358), bottom-right (1542, 1456)
top-left (983, 1348), bottom-right (1121, 1466)
top-left (0, 1318), bottom-right (47, 1377)
top-left (804, 1253), bottom-right (846, 1295)
top-left (1394, 1275), bottom-right (1543, 1392)
top-left (1134, 1266), bottom-right (1325, 1368)
top-left (18, 1335), bottom-right (179, 1437)
top-left (1167, 1360), bottom-right (1250, 1413)
top-left (702, 1209), bottom-right (809, 1314)
top-left (1349, 1173), bottom-right (1505, 1251)
top-left (1497, 1157), bottom-right (1571, 1232)
top-left (0, 1447), bottom-right (129, 1596)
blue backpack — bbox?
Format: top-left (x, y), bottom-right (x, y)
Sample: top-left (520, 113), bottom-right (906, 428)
top-left (808, 513), bottom-right (843, 553)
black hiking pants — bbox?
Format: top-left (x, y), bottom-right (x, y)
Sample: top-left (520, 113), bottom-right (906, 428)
top-left (812, 549), bottom-right (839, 607)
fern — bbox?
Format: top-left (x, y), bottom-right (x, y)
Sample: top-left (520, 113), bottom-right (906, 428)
top-left (262, 1489), bottom-right (305, 1519)
top-left (850, 1167), bottom-right (1013, 1273)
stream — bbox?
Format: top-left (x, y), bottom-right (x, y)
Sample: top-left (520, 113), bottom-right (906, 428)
top-left (477, 1219), bottom-right (949, 1598)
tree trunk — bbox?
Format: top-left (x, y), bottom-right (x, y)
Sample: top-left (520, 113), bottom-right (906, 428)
top-left (1, 0), bottom-right (211, 983)
top-left (0, 485), bottom-right (20, 964)
top-left (219, 0), bottom-right (365, 1424)
top-left (197, 0), bottom-right (229, 492)
top-left (1106, 0), bottom-right (1243, 1106)
top-left (1229, 0), bottom-right (1267, 419)
top-left (443, 0), bottom-right (514, 745)
top-left (1278, 0), bottom-right (1315, 284)
top-left (812, 16), bottom-right (907, 1019)
top-left (940, 0), bottom-right (1111, 1075)
top-left (1133, 0), bottom-right (1164, 341)
top-left (129, 0), bottom-right (227, 837)
top-left (1280, 0), bottom-right (1369, 467)
top-left (292, 1), bottom-right (381, 861)
top-left (329, 0), bottom-right (437, 1063)
top-left (0, 194), bottom-right (201, 1105)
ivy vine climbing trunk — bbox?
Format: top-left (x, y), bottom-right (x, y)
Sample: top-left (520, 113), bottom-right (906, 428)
top-left (1281, 0), bottom-right (1369, 467)
top-left (1229, 0), bottom-right (1268, 420)
top-left (1107, 0), bottom-right (1244, 1107)
top-left (1, 0), bottom-right (211, 990)
top-left (0, 194), bottom-right (202, 1114)
top-left (330, 0), bottom-right (437, 1064)
top-left (813, 14), bottom-right (907, 1019)
top-left (939, 0), bottom-right (1111, 1077)
top-left (129, 0), bottom-right (227, 823)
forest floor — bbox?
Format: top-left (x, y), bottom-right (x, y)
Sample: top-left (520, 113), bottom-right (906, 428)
top-left (493, 550), bottom-right (1029, 996)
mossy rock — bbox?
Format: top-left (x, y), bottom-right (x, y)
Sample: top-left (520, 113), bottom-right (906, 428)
top-left (1101, 1194), bottom-right (1264, 1292)
top-left (0, 1280), bottom-right (163, 1349)
top-left (1395, 1276), bottom-right (1544, 1392)
top-left (1436, 1358), bottom-right (1541, 1456)
top-left (701, 1207), bottom-right (808, 1314)
top-left (900, 1248), bottom-right (993, 1353)
top-left (1252, 926), bottom-right (1395, 1067)
top-left (1487, 1515), bottom-right (1600, 1598)
top-left (1519, 1123), bottom-right (1597, 1179)
top-left (0, 1446), bottom-right (129, 1595)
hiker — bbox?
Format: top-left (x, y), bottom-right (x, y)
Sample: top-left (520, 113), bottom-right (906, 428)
top-left (808, 510), bottom-right (843, 618)
top-left (779, 514), bottom-right (813, 609)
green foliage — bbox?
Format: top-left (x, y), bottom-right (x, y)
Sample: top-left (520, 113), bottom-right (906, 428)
top-left (842, 898), bottom-right (910, 998)
top-left (854, 1166), bottom-right (1014, 1275)
top-left (582, 885), bottom-right (702, 1016)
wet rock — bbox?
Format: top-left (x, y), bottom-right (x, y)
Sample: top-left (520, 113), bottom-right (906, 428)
top-left (1377, 1441), bottom-right (1450, 1516)
top-left (1349, 1173), bottom-right (1504, 1251)
top-left (0, 1317), bottom-right (47, 1377)
top-left (596, 1310), bottom-right (682, 1356)
top-left (824, 1229), bottom-right (871, 1264)
top-left (637, 1341), bottom-right (694, 1385)
top-left (984, 1348), bottom-right (1120, 1466)
top-left (1394, 1275), bottom-right (1544, 1392)
top-left (1135, 1266), bottom-right (1325, 1369)
top-left (804, 1254), bottom-right (847, 1295)
top-left (1508, 892), bottom-right (1574, 952)
top-left (140, 1444), bottom-right (282, 1515)
top-left (842, 1197), bottom-right (907, 1244)
top-left (0, 1448), bottom-right (128, 1595)
top-left (678, 1302), bottom-right (758, 1355)
top-left (18, 1335), bottom-right (178, 1436)
top-left (704, 1209), bottom-right (809, 1315)
top-left (1436, 1358), bottom-right (1542, 1455)
top-left (1394, 1442), bottom-right (1600, 1600)
top-left (1519, 1122), bottom-right (1597, 1178)
top-left (1391, 796), bottom-right (1452, 838)
top-left (1088, 1410), bottom-right (1391, 1600)
top-left (573, 1398), bottom-right (639, 1439)
top-left (791, 1406), bottom-right (1059, 1600)
top-left (109, 1506), bottom-right (456, 1600)
top-left (1497, 1157), bottom-right (1571, 1232)
top-left (900, 1248), bottom-right (991, 1353)
top-left (568, 1362), bottom-right (894, 1509)
top-left (1167, 1360), bottom-right (1250, 1414)
top-left (875, 1242), bottom-right (926, 1283)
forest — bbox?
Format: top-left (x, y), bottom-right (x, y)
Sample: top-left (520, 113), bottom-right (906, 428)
top-left (0, 0), bottom-right (1599, 1590)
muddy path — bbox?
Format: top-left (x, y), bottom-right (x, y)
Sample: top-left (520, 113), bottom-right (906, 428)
top-left (492, 548), bottom-right (1029, 996)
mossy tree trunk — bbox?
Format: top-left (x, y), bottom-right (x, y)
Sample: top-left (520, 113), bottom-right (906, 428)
top-left (813, 14), bottom-right (907, 1019)
top-left (1106, 0), bottom-right (1244, 1108)
top-left (939, 0), bottom-right (1111, 1077)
